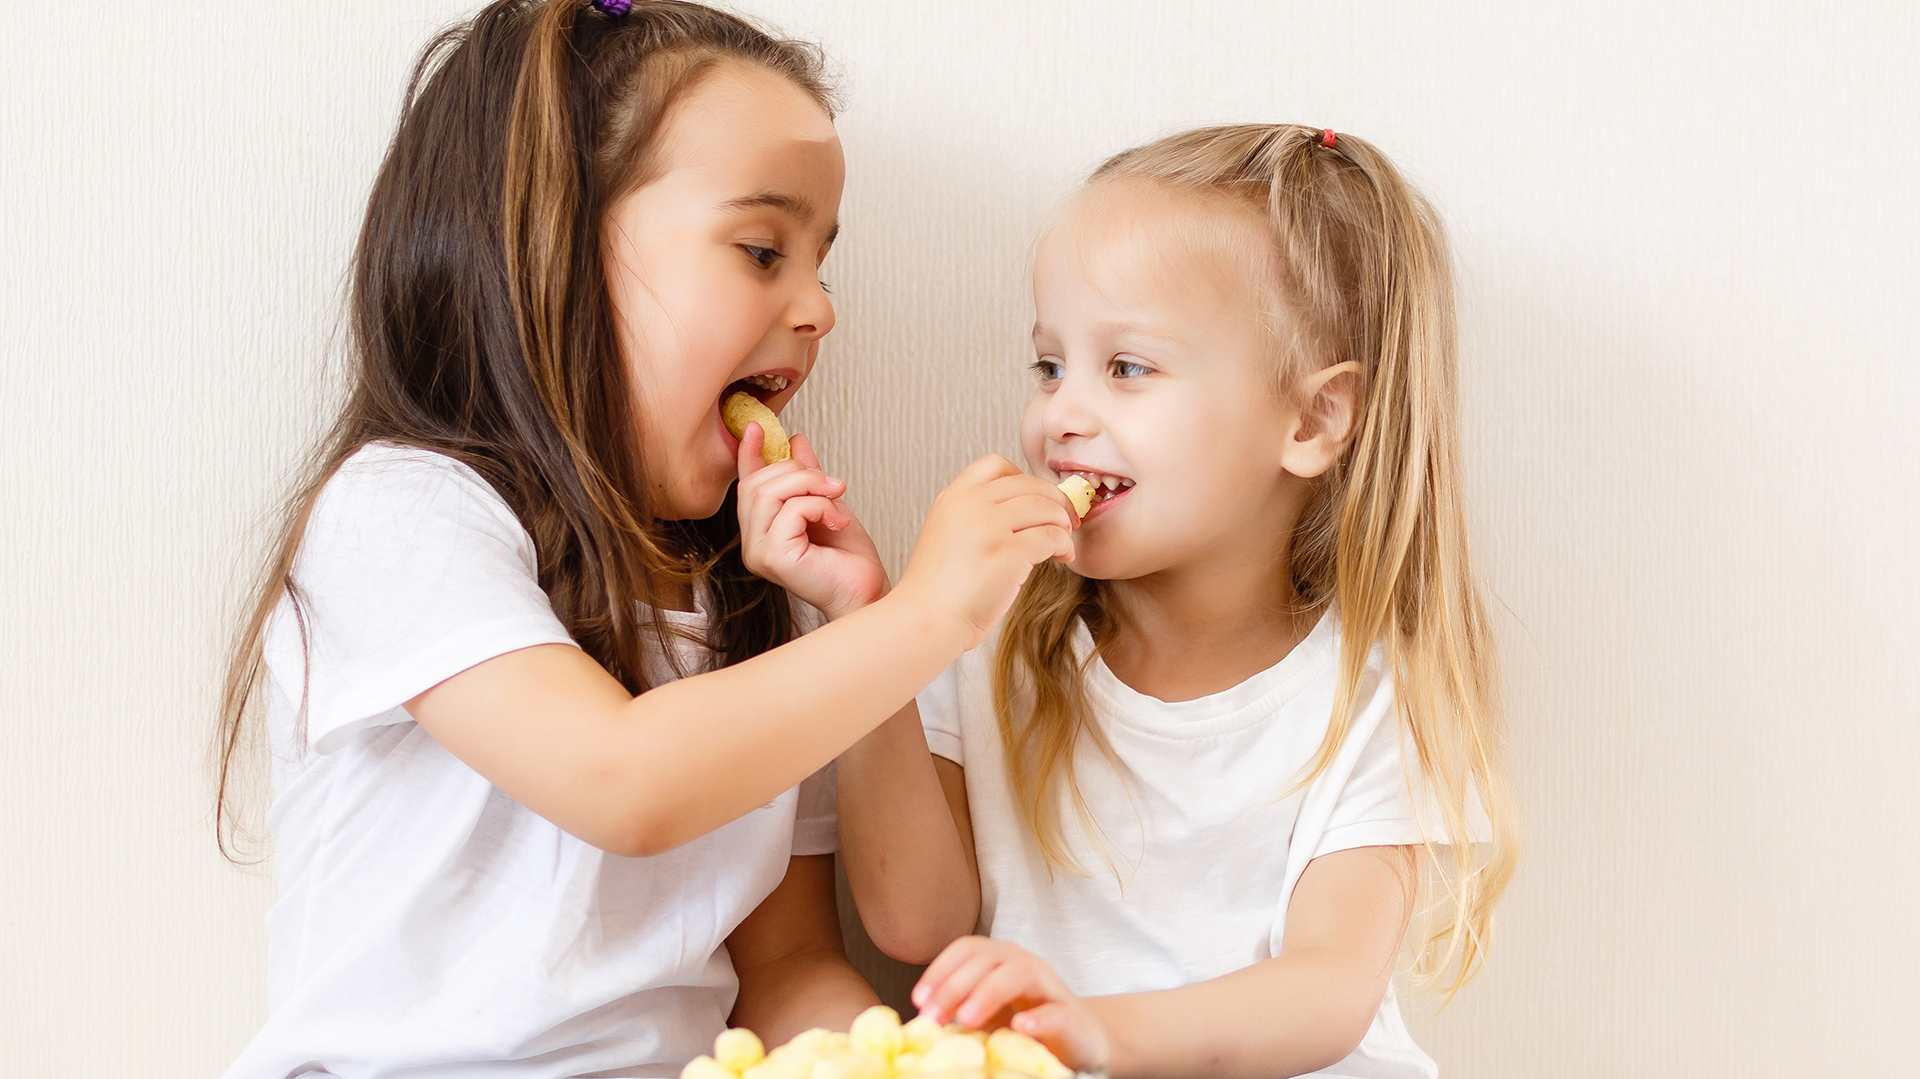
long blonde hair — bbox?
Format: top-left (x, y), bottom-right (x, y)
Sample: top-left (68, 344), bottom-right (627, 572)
top-left (994, 124), bottom-right (1517, 1000)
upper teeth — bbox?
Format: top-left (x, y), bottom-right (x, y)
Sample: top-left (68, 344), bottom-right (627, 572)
top-left (1067, 471), bottom-right (1134, 492)
top-left (744, 374), bottom-right (790, 393)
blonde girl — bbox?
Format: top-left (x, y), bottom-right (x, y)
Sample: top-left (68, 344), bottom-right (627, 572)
top-left (214, 2), bottom-right (1075, 1076)
top-left (833, 125), bottom-right (1517, 1078)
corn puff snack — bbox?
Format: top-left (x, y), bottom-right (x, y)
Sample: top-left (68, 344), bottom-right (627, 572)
top-left (685, 1006), bottom-right (1073, 1079)
top-left (1058, 475), bottom-right (1095, 519)
top-left (723, 391), bottom-right (792, 464)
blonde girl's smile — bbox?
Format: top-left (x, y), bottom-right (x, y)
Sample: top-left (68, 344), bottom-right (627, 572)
top-left (1047, 462), bottom-right (1137, 520)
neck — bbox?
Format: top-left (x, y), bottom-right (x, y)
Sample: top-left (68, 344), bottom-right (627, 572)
top-left (1098, 501), bottom-right (1320, 703)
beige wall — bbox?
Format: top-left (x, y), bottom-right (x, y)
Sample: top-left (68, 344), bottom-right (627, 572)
top-left (3, 1), bottom-right (1916, 1074)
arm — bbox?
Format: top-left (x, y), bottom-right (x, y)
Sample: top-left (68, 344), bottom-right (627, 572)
top-left (727, 854), bottom-right (880, 1045)
top-left (406, 454), bottom-right (1076, 858)
top-left (914, 845), bottom-right (1419, 1079)
top-left (838, 707), bottom-right (979, 963)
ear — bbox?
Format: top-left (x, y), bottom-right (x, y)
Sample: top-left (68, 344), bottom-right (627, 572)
top-left (1279, 360), bottom-right (1364, 479)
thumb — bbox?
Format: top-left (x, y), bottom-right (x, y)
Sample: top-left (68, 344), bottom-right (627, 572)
top-left (737, 422), bottom-right (768, 477)
top-left (1011, 1003), bottom-right (1105, 1072)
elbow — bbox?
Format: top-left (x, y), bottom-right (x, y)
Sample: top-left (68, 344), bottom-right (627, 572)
top-left (590, 793), bottom-right (689, 859)
top-left (600, 829), bottom-right (676, 859)
top-left (865, 922), bottom-right (951, 966)
top-left (858, 905), bottom-right (974, 966)
top-left (1300, 1000), bottom-right (1380, 1073)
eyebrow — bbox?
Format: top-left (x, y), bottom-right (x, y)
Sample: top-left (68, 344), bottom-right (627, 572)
top-left (719, 191), bottom-right (839, 246)
top-left (1032, 321), bottom-right (1185, 349)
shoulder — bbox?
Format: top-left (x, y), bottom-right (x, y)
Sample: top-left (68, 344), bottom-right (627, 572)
top-left (321, 441), bottom-right (510, 514)
top-left (920, 618), bottom-right (1087, 728)
top-left (308, 442), bottom-right (527, 550)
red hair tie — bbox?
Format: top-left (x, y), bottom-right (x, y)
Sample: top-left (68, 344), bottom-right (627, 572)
top-left (1321, 128), bottom-right (1337, 149)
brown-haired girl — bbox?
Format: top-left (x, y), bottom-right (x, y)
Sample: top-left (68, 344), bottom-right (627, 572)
top-left (835, 125), bottom-right (1518, 1077)
top-left (215, 2), bottom-right (1075, 1075)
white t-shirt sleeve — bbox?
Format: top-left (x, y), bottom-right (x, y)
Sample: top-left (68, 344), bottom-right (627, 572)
top-left (792, 761), bottom-right (838, 856)
top-left (263, 445), bottom-right (577, 755)
top-left (1312, 706), bottom-right (1491, 859)
top-left (917, 661), bottom-right (965, 765)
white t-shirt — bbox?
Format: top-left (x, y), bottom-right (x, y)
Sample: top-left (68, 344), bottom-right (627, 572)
top-left (225, 442), bottom-right (837, 1079)
top-left (920, 612), bottom-right (1467, 1079)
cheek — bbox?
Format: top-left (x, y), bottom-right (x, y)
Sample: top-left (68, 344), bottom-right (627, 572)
top-left (1019, 395), bottom-right (1049, 468)
top-left (1126, 394), bottom-right (1269, 510)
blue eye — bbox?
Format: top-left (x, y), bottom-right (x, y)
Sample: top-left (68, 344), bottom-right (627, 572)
top-left (1111, 356), bottom-right (1151, 378)
top-left (1030, 357), bottom-right (1064, 381)
top-left (742, 245), bottom-right (784, 269)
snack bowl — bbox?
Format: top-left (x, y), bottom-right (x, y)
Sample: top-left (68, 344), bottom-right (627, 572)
top-left (681, 1007), bottom-right (1096, 1079)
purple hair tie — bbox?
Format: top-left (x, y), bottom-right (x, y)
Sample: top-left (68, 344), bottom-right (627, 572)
top-left (591, 0), bottom-right (631, 15)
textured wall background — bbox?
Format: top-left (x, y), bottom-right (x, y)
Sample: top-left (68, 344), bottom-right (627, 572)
top-left (3, 1), bottom-right (1916, 1075)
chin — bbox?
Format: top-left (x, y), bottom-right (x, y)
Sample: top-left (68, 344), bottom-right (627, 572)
top-left (1061, 544), bottom-right (1127, 582)
top-left (655, 471), bottom-right (732, 522)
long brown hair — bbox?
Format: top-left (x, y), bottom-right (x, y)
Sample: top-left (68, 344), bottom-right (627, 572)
top-left (994, 125), bottom-right (1518, 999)
top-left (215, 0), bottom-right (835, 860)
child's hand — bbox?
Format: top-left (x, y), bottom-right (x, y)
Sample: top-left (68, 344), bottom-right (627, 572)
top-left (913, 936), bottom-right (1109, 1073)
top-left (736, 424), bottom-right (888, 621)
top-left (892, 456), bottom-right (1077, 649)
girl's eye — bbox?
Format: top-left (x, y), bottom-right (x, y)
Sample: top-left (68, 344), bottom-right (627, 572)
top-left (1030, 357), bottom-right (1065, 381)
top-left (742, 245), bottom-right (784, 269)
top-left (819, 279), bottom-right (832, 295)
top-left (1110, 356), bottom-right (1151, 379)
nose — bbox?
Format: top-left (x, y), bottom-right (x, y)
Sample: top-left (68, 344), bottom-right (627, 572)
top-left (790, 276), bottom-right (835, 340)
top-left (1042, 366), bottom-right (1100, 443)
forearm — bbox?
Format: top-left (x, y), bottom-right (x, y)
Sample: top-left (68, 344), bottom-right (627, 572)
top-left (838, 707), bottom-right (979, 962)
top-left (1089, 951), bottom-right (1386, 1079)
top-left (730, 945), bottom-right (879, 1048)
top-left (523, 591), bottom-right (969, 855)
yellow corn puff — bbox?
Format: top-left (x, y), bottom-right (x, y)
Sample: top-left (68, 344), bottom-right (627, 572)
top-left (715, 1029), bottom-right (767, 1073)
top-left (743, 1054), bottom-right (811, 1079)
top-left (723, 392), bottom-right (792, 464)
top-left (919, 1033), bottom-right (989, 1074)
top-left (890, 1053), bottom-right (923, 1076)
top-left (681, 1056), bottom-right (737, 1079)
top-left (848, 1005), bottom-right (905, 1059)
top-left (1058, 475), bottom-right (1096, 519)
top-left (899, 1017), bottom-right (943, 1056)
top-left (985, 1030), bottom-right (1070, 1079)
top-left (808, 1052), bottom-right (891, 1079)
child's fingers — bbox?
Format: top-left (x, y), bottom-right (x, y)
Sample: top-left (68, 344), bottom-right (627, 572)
top-left (984, 494), bottom-right (1076, 540)
top-left (916, 948), bottom-right (1005, 1026)
top-left (1011, 1003), bottom-right (1105, 1071)
top-left (948, 454), bottom-right (1024, 491)
top-left (772, 495), bottom-right (852, 538)
top-left (954, 960), bottom-right (1041, 1028)
top-left (744, 466), bottom-right (847, 508)
top-left (789, 432), bottom-right (824, 472)
top-left (978, 480), bottom-right (1078, 532)
top-left (914, 936), bottom-right (988, 1010)
top-left (1022, 523), bottom-right (1076, 566)
top-left (738, 464), bottom-right (849, 547)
